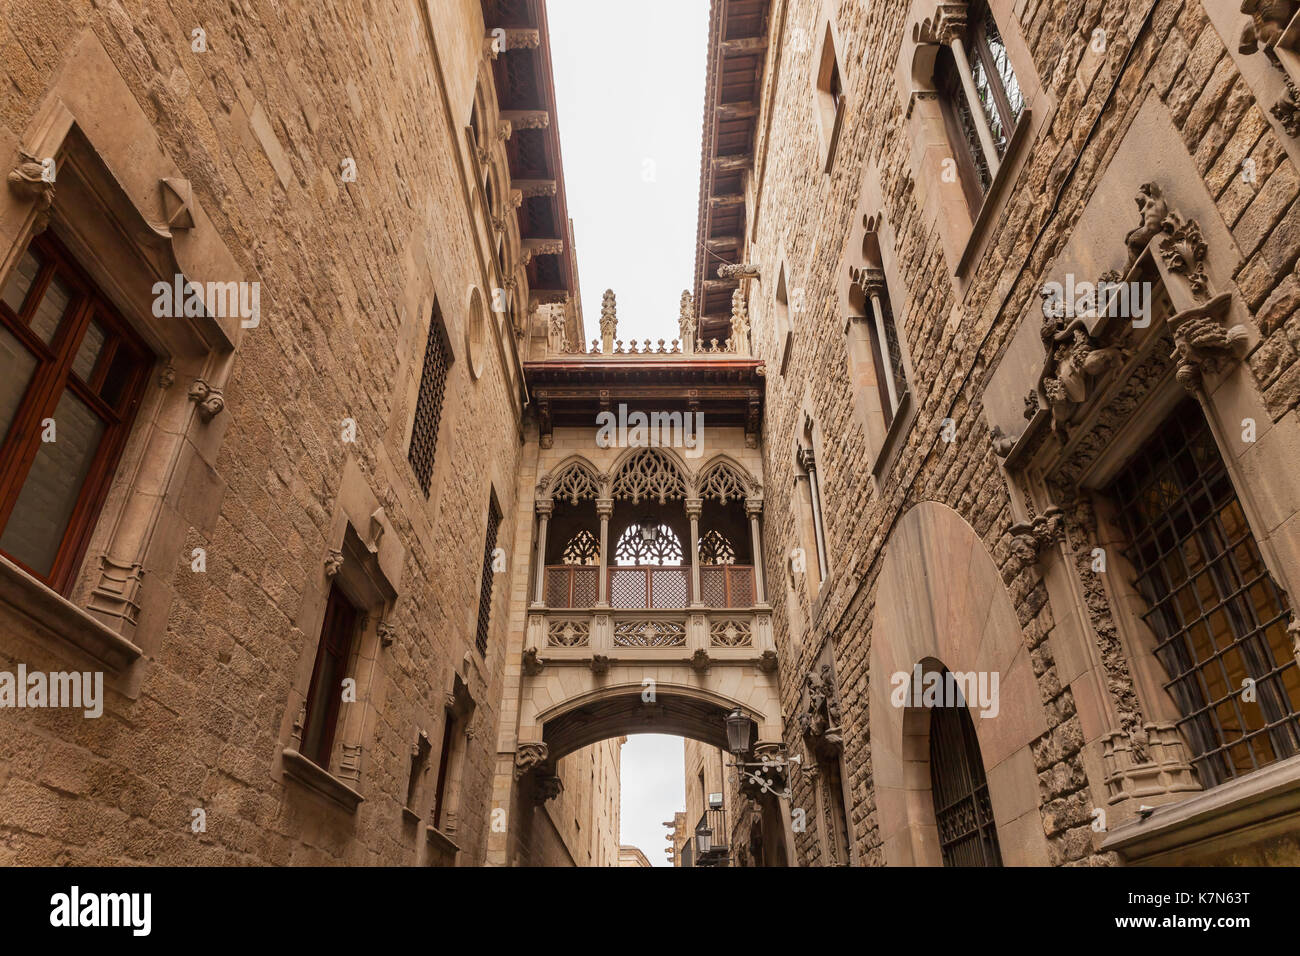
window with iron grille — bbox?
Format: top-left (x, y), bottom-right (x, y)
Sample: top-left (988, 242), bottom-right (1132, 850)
top-left (929, 682), bottom-right (1002, 867)
top-left (408, 303), bottom-right (451, 498)
top-left (1109, 399), bottom-right (1299, 787)
top-left (475, 493), bottom-right (502, 656)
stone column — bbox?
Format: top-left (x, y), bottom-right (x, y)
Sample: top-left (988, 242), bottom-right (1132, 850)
top-left (860, 268), bottom-right (901, 415)
top-left (746, 497), bottom-right (767, 605)
top-left (532, 498), bottom-right (552, 607)
top-left (937, 4), bottom-right (1002, 180)
top-left (596, 498), bottom-right (613, 607)
top-left (800, 449), bottom-right (830, 582)
top-left (686, 497), bottom-right (704, 607)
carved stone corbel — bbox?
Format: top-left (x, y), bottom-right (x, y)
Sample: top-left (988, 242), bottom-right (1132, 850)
top-left (1007, 506), bottom-right (1066, 574)
top-left (160, 177), bottom-right (195, 230)
top-left (989, 424), bottom-right (1019, 457)
top-left (717, 263), bottom-right (760, 281)
top-left (324, 549), bottom-right (344, 578)
top-left (1100, 723), bottom-right (1200, 810)
top-left (514, 741), bottom-right (549, 779)
top-left (590, 654), bottom-right (610, 675)
top-left (690, 648), bottom-right (710, 673)
top-left (522, 647), bottom-right (545, 676)
top-left (376, 621), bottom-right (396, 647)
top-left (532, 774), bottom-right (564, 804)
top-left (758, 649), bottom-right (779, 674)
top-left (798, 664), bottom-right (844, 759)
top-left (187, 379), bottom-right (226, 422)
top-left (7, 149), bottom-right (55, 233)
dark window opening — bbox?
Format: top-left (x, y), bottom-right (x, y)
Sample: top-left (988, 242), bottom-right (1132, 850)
top-left (475, 493), bottom-right (503, 656)
top-left (301, 583), bottom-right (359, 768)
top-left (929, 679), bottom-right (1003, 867)
top-left (409, 303), bottom-right (451, 497)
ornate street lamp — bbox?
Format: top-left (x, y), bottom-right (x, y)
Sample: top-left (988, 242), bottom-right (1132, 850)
top-left (695, 819), bottom-right (712, 857)
top-left (725, 707), bottom-right (753, 755)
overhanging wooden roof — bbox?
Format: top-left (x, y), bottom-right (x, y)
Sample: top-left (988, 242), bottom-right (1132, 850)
top-left (525, 358), bottom-right (766, 447)
top-left (483, 0), bottom-right (577, 303)
top-left (692, 0), bottom-right (771, 346)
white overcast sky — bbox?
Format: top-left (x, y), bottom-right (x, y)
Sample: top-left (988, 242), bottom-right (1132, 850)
top-left (547, 0), bottom-right (707, 865)
top-left (548, 0), bottom-right (710, 349)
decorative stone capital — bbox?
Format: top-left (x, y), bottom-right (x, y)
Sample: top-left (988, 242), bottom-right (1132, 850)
top-left (187, 379), bottom-right (226, 422)
top-left (854, 266), bottom-right (887, 301)
top-left (535, 498), bottom-right (554, 518)
top-left (745, 497), bottom-right (765, 519)
top-left (934, 2), bottom-right (969, 44)
top-left (595, 498), bottom-right (614, 519)
top-left (1101, 723), bottom-right (1200, 810)
top-left (684, 497), bottom-right (704, 519)
top-left (514, 741), bottom-right (549, 779)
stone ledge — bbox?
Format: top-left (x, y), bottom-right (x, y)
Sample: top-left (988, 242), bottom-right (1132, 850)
top-left (426, 824), bottom-right (461, 858)
top-left (0, 554), bottom-right (143, 672)
top-left (1101, 753), bottom-right (1300, 863)
top-left (401, 806), bottom-right (421, 825)
top-left (280, 748), bottom-right (365, 813)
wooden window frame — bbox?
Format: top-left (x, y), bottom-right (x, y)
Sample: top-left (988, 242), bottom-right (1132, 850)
top-left (301, 583), bottom-right (360, 769)
top-left (474, 492), bottom-right (502, 656)
top-left (0, 231), bottom-right (151, 594)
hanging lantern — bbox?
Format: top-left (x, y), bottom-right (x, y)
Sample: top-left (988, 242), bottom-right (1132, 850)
top-left (639, 516), bottom-right (660, 546)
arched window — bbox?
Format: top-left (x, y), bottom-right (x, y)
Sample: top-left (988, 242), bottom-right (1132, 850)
top-left (929, 683), bottom-right (1002, 867)
top-left (561, 529), bottom-right (599, 566)
top-left (933, 1), bottom-right (1024, 211)
top-left (614, 523), bottom-right (683, 566)
top-left (698, 529), bottom-right (737, 565)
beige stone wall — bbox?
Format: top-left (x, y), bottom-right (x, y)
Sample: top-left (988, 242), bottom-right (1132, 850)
top-left (739, 0), bottom-right (1300, 867)
top-left (0, 0), bottom-right (546, 865)
top-left (540, 736), bottom-right (622, 866)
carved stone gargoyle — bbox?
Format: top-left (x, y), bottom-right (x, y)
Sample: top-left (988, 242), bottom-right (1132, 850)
top-left (798, 664), bottom-right (844, 760)
top-left (187, 379), bottom-right (226, 422)
top-left (1238, 0), bottom-right (1300, 136)
top-left (1034, 310), bottom-right (1132, 439)
top-left (521, 647), bottom-right (545, 676)
top-left (7, 150), bottom-right (55, 233)
top-left (513, 741), bottom-right (549, 780)
top-left (1007, 506), bottom-right (1066, 575)
top-left (532, 774), bottom-right (564, 805)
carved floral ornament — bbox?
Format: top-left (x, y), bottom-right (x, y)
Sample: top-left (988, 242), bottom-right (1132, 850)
top-left (994, 182), bottom-right (1252, 458)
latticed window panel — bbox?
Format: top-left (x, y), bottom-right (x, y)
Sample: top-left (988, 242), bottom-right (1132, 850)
top-left (611, 448), bottom-right (686, 504)
top-left (544, 566), bottom-right (598, 608)
top-left (547, 619), bottom-right (590, 647)
top-left (613, 619), bottom-right (686, 647)
top-left (475, 497), bottom-right (501, 656)
top-left (561, 529), bottom-right (599, 565)
top-left (698, 529), bottom-right (737, 565)
top-left (650, 568), bottom-right (690, 608)
top-left (408, 306), bottom-right (451, 497)
top-left (709, 619), bottom-right (753, 647)
top-left (607, 567), bottom-right (690, 609)
top-left (1109, 399), bottom-right (1299, 787)
top-left (973, 2), bottom-right (1023, 150)
top-left (700, 565), bottom-right (755, 608)
top-left (614, 523), bottom-right (683, 565)
top-left (929, 685), bottom-right (1003, 867)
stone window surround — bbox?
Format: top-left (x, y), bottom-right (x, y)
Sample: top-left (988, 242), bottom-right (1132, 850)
top-left (838, 181), bottom-right (920, 488)
top-left (277, 456), bottom-right (405, 814)
top-left (792, 412), bottom-right (831, 604)
top-left (1009, 236), bottom-right (1300, 857)
top-left (798, 642), bottom-right (859, 866)
top-left (772, 253), bottom-right (794, 376)
top-left (897, 0), bottom-right (1049, 284)
top-left (811, 8), bottom-right (850, 174)
top-left (0, 31), bottom-right (254, 682)
top-left (426, 669), bottom-right (477, 855)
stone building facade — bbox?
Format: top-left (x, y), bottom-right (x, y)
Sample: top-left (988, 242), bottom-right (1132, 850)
top-left (693, 0), bottom-right (1300, 866)
top-left (3, 0), bottom-right (1300, 870)
top-left (0, 0), bottom-right (623, 867)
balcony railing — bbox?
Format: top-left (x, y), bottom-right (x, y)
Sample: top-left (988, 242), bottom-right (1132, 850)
top-left (543, 564), bottom-right (755, 610)
top-left (527, 606), bottom-right (775, 660)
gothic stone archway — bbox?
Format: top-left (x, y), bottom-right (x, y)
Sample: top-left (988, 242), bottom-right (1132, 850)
top-left (870, 501), bottom-right (1051, 865)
